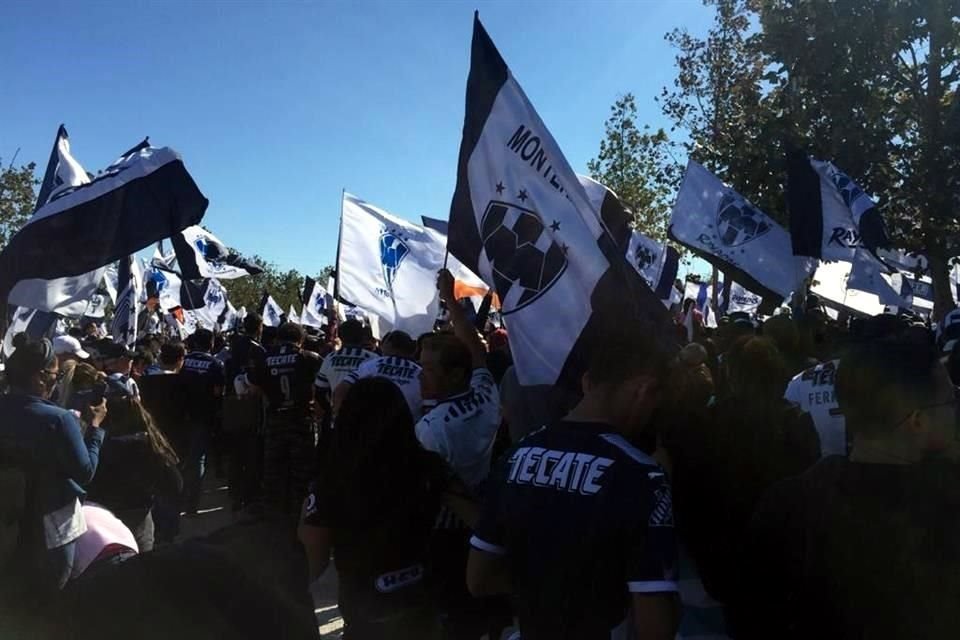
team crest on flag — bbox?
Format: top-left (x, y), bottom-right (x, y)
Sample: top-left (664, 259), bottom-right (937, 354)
top-left (379, 228), bottom-right (410, 293)
top-left (634, 244), bottom-right (657, 272)
top-left (205, 285), bottom-right (223, 307)
top-left (480, 197), bottom-right (567, 314)
top-left (716, 194), bottom-right (771, 247)
top-left (827, 166), bottom-right (866, 210)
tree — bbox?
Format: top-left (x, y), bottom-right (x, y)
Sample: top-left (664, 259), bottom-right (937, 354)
top-left (658, 0), bottom-right (960, 318)
top-left (587, 94), bottom-right (681, 241)
top-left (0, 158), bottom-right (37, 251)
top-left (219, 256), bottom-right (334, 314)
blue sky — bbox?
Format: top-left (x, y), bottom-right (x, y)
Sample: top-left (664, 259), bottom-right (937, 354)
top-left (1, 0), bottom-right (714, 277)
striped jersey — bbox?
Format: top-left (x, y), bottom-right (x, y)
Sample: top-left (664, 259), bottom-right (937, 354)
top-left (343, 355), bottom-right (423, 418)
top-left (315, 346), bottom-right (378, 394)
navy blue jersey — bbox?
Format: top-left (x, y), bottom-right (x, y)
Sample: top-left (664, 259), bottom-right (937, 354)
top-left (252, 344), bottom-right (322, 416)
top-left (179, 351), bottom-right (225, 426)
top-left (471, 421), bottom-right (678, 640)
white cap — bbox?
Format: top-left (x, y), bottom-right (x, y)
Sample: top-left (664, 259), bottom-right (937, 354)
top-left (52, 335), bottom-right (90, 360)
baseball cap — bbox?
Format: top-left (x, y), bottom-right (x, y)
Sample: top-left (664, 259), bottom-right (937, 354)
top-left (52, 335), bottom-right (90, 360)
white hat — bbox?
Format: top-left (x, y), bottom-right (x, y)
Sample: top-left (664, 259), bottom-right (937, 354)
top-left (52, 335), bottom-right (90, 360)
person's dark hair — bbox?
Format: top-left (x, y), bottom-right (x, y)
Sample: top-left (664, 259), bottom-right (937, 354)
top-left (382, 331), bottom-right (417, 357)
top-left (836, 338), bottom-right (940, 438)
top-left (586, 329), bottom-right (670, 388)
top-left (105, 396), bottom-right (180, 467)
top-left (133, 351), bottom-right (154, 368)
top-left (682, 298), bottom-right (695, 313)
top-left (160, 342), bottom-right (186, 367)
top-left (190, 328), bottom-right (214, 352)
top-left (67, 327), bottom-right (84, 340)
top-left (242, 313), bottom-right (263, 336)
top-left (329, 378), bottom-right (444, 517)
top-left (339, 319), bottom-right (364, 346)
top-left (6, 338), bottom-right (56, 389)
top-left (277, 322), bottom-right (305, 344)
top-left (420, 333), bottom-right (472, 386)
top-left (723, 335), bottom-right (789, 400)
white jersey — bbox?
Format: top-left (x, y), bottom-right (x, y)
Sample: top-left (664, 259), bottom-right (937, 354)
top-left (315, 346), bottom-right (378, 393)
top-left (784, 359), bottom-right (846, 457)
top-left (415, 368), bottom-right (501, 488)
top-left (343, 355), bottom-right (423, 418)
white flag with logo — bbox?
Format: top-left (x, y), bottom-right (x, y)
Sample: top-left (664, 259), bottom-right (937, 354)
top-left (287, 305), bottom-right (300, 325)
top-left (670, 160), bottom-right (815, 307)
top-left (337, 192), bottom-right (443, 337)
top-left (261, 294), bottom-right (283, 328)
top-left (301, 278), bottom-right (329, 328)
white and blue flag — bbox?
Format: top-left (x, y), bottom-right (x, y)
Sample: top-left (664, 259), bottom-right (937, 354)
top-left (301, 277), bottom-right (329, 328)
top-left (260, 293), bottom-right (283, 328)
top-left (337, 192), bottom-right (443, 338)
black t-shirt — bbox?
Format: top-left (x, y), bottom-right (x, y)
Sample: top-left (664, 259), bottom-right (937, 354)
top-left (139, 374), bottom-right (190, 456)
top-left (251, 344), bottom-right (322, 416)
top-left (179, 351), bottom-right (226, 426)
top-left (471, 421), bottom-right (678, 640)
top-left (302, 451), bottom-right (449, 624)
top-left (738, 456), bottom-right (960, 640)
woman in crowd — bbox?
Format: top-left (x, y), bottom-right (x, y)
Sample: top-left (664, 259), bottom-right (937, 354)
top-left (0, 338), bottom-right (107, 597)
top-left (75, 364), bottom-right (182, 552)
top-left (298, 378), bottom-right (458, 640)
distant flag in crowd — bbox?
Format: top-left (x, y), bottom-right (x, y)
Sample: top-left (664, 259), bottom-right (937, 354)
top-left (172, 225), bottom-right (263, 280)
top-left (724, 281), bottom-right (763, 315)
top-left (669, 160), bottom-right (815, 310)
top-left (337, 192), bottom-right (445, 337)
top-left (287, 305), bottom-right (301, 325)
top-left (846, 249), bottom-right (912, 308)
top-left (218, 300), bottom-right (239, 333)
top-left (179, 278), bottom-right (227, 330)
top-left (301, 277), bottom-right (329, 328)
top-left (577, 175), bottom-right (681, 306)
top-left (2, 306), bottom-right (58, 358)
top-left (259, 293), bottom-right (283, 328)
top-left (152, 244), bottom-right (178, 271)
top-left (445, 15), bottom-right (675, 387)
top-left (683, 281), bottom-right (719, 329)
top-left (0, 140), bottom-right (208, 312)
top-left (144, 266), bottom-right (184, 311)
top-left (110, 255), bottom-right (142, 347)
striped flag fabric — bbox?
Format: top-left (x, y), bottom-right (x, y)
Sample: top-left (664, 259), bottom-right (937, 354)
top-left (445, 14), bottom-right (675, 386)
top-left (0, 141), bottom-right (207, 311)
top-left (578, 175), bottom-right (680, 305)
top-left (180, 278), bottom-right (227, 330)
top-left (2, 306), bottom-right (58, 358)
top-left (787, 147), bottom-right (889, 261)
top-left (110, 255), bottom-right (142, 347)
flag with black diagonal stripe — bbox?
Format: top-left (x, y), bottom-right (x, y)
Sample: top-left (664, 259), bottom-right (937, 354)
top-left (446, 14), bottom-right (675, 387)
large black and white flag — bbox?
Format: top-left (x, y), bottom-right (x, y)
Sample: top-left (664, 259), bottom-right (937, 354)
top-left (301, 277), bottom-right (329, 328)
top-left (0, 142), bottom-right (208, 311)
top-left (259, 292), bottom-right (283, 328)
top-left (172, 225), bottom-right (262, 280)
top-left (110, 255), bottom-right (142, 347)
top-left (786, 149), bottom-right (889, 259)
top-left (578, 175), bottom-right (680, 304)
top-left (669, 160), bottom-right (815, 309)
top-left (446, 15), bottom-right (674, 386)
top-left (180, 278), bottom-right (228, 330)
top-left (10, 125), bottom-right (108, 314)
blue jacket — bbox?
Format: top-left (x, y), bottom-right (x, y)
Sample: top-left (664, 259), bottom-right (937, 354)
top-left (0, 393), bottom-right (105, 518)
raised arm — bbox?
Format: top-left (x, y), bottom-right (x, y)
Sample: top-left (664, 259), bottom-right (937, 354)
top-left (437, 269), bottom-right (486, 369)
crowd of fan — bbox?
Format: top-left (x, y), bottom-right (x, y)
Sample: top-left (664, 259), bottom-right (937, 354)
top-left (2, 270), bottom-right (960, 639)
